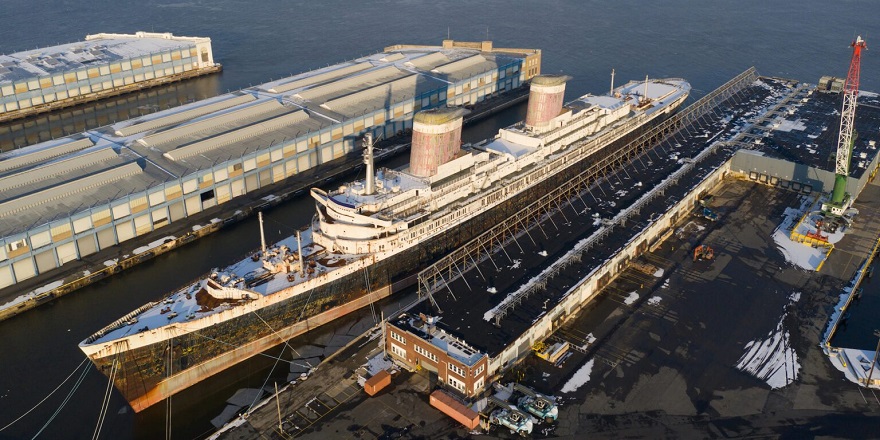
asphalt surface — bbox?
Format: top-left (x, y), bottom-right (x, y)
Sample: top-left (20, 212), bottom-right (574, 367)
top-left (220, 179), bottom-right (880, 439)
top-left (527, 180), bottom-right (880, 439)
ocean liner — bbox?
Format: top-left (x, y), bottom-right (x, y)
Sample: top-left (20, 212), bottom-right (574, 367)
top-left (80, 74), bottom-right (690, 411)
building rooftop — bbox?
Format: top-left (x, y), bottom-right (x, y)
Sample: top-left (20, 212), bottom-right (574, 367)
top-left (392, 312), bottom-right (486, 366)
top-left (0, 43), bottom-right (534, 237)
top-left (0, 32), bottom-right (208, 85)
top-left (747, 90), bottom-right (880, 179)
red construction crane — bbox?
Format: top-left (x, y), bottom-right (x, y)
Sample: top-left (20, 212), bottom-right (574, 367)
top-left (824, 36), bottom-right (867, 215)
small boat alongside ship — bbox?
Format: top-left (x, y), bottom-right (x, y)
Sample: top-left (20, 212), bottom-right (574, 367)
top-left (80, 73), bottom-right (690, 412)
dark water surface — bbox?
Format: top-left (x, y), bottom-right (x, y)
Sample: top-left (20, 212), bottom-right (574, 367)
top-left (0, 1), bottom-right (878, 438)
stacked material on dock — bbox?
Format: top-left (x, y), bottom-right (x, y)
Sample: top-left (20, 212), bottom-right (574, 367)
top-left (0, 40), bottom-right (540, 294)
top-left (0, 32), bottom-right (218, 122)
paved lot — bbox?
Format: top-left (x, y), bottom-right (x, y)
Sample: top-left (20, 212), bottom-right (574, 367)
top-left (226, 179), bottom-right (880, 439)
top-left (520, 179), bottom-right (880, 438)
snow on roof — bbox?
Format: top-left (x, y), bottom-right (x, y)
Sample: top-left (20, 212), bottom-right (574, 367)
top-left (484, 137), bottom-right (535, 159)
top-left (428, 328), bottom-right (485, 366)
top-left (0, 32), bottom-right (202, 85)
top-left (579, 95), bottom-right (625, 111)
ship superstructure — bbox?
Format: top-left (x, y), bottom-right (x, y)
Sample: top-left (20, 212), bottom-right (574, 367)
top-left (80, 74), bottom-right (689, 411)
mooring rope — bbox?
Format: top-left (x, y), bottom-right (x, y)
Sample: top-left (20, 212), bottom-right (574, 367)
top-left (0, 357), bottom-right (89, 433)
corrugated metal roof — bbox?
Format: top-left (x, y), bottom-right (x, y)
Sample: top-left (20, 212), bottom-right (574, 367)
top-left (268, 63), bottom-right (372, 94)
top-left (139, 99), bottom-right (284, 147)
top-left (321, 74), bottom-right (419, 111)
top-left (0, 149), bottom-right (118, 193)
top-left (406, 52), bottom-right (449, 70)
top-left (0, 137), bottom-right (93, 174)
top-left (164, 110), bottom-right (309, 162)
top-left (432, 54), bottom-right (486, 74)
top-left (115, 94), bottom-right (255, 137)
top-left (380, 53), bottom-right (405, 62)
top-left (0, 162), bottom-right (142, 218)
top-left (322, 75), bottom-right (422, 115)
top-left (296, 65), bottom-right (404, 102)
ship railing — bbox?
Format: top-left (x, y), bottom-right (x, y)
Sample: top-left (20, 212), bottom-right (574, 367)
top-left (540, 106), bottom-right (603, 143)
top-left (83, 301), bottom-right (162, 344)
top-left (377, 194), bottom-right (425, 218)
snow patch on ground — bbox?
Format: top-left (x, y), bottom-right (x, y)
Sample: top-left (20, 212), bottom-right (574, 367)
top-left (509, 259), bottom-right (522, 270)
top-left (560, 359), bottom-right (595, 393)
top-left (735, 293), bottom-right (801, 389)
top-left (0, 279), bottom-right (65, 311)
top-left (624, 291), bottom-right (639, 305)
top-left (132, 236), bottom-right (176, 254)
top-left (653, 268), bottom-right (664, 278)
top-left (33, 279), bottom-right (64, 295)
top-left (647, 296), bottom-right (662, 306)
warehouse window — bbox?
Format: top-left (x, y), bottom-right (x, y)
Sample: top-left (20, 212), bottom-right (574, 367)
top-left (448, 363), bottom-right (465, 378)
top-left (413, 344), bottom-right (438, 363)
top-left (390, 343), bottom-right (406, 359)
top-left (447, 376), bottom-right (465, 393)
top-left (390, 331), bottom-right (406, 345)
top-left (6, 239), bottom-right (26, 252)
top-left (474, 364), bottom-right (485, 376)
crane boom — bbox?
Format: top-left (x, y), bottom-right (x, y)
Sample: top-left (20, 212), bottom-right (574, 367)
top-left (830, 36), bottom-right (867, 206)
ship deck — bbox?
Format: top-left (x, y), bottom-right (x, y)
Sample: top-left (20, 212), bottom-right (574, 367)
top-left (82, 228), bottom-right (369, 345)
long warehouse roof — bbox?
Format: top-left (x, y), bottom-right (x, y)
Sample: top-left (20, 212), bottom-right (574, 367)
top-left (0, 43), bottom-right (533, 237)
top-left (0, 32), bottom-right (208, 86)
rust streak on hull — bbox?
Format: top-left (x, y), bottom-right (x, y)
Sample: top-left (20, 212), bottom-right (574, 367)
top-left (124, 283), bottom-right (394, 412)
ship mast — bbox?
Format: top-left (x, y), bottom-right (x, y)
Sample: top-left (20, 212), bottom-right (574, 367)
top-left (258, 211), bottom-right (267, 254)
top-left (296, 231), bottom-right (305, 276)
top-left (363, 133), bottom-right (375, 195)
top-left (610, 68), bottom-right (615, 95)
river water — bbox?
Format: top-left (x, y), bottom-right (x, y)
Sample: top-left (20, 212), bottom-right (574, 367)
top-left (0, 1), bottom-right (878, 439)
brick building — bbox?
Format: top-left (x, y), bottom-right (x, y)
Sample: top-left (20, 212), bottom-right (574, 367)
top-left (385, 313), bottom-right (489, 398)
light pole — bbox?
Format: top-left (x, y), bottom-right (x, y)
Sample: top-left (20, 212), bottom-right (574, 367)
top-left (865, 329), bottom-right (880, 388)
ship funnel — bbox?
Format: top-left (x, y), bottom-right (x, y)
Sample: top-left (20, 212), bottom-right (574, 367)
top-left (410, 107), bottom-right (466, 178)
top-left (525, 74), bottom-right (570, 131)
